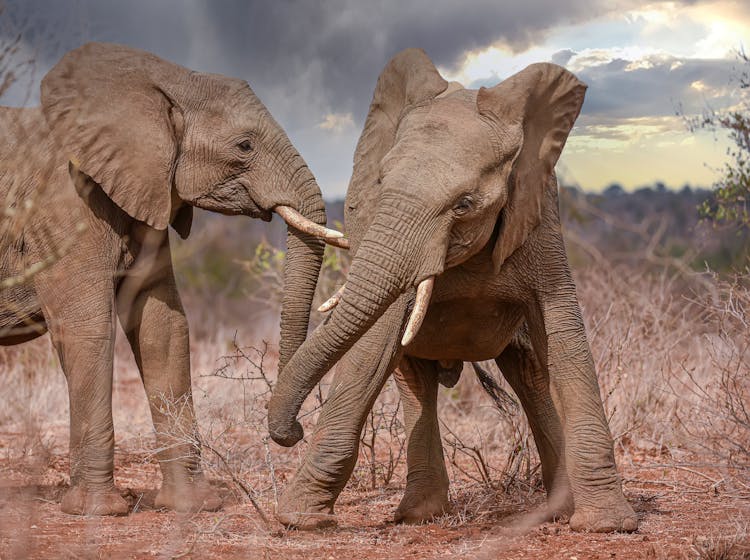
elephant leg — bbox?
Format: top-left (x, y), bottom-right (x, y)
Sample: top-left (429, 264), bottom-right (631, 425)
top-left (35, 270), bottom-right (128, 516)
top-left (116, 232), bottom-right (220, 513)
top-left (392, 356), bottom-right (449, 524)
top-left (495, 325), bottom-right (572, 517)
top-left (276, 297), bottom-right (408, 529)
top-left (527, 288), bottom-right (637, 532)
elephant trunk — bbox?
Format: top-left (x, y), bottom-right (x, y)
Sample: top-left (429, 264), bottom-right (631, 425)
top-left (268, 192), bottom-right (439, 446)
top-left (278, 162), bottom-right (327, 372)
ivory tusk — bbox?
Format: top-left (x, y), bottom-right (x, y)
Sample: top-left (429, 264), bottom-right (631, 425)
top-left (275, 205), bottom-right (350, 249)
top-left (318, 284), bottom-right (345, 313)
top-left (401, 276), bottom-right (434, 346)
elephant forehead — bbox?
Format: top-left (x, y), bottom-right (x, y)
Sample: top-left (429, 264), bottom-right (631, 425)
top-left (395, 101), bottom-right (495, 162)
top-left (185, 75), bottom-right (267, 124)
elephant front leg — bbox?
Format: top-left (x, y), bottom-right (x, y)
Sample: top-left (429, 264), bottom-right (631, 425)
top-left (527, 289), bottom-right (637, 532)
top-left (117, 237), bottom-right (221, 513)
top-left (37, 276), bottom-right (128, 516)
top-left (276, 298), bottom-right (408, 529)
top-left (392, 357), bottom-right (449, 524)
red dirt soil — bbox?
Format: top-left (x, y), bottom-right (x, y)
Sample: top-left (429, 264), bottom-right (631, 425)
top-left (0, 446), bottom-right (747, 559)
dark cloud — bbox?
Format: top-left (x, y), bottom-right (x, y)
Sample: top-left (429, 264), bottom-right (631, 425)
top-left (0, 0), bottom-right (736, 195)
top-left (1, 0), bottom-right (711, 118)
top-left (576, 57), bottom-right (738, 120)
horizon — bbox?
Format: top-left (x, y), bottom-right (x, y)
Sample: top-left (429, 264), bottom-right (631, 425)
top-left (320, 179), bottom-right (715, 202)
top-left (2, 1), bottom-right (748, 197)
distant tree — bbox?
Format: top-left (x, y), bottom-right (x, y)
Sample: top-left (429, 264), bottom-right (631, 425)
top-left (603, 183), bottom-right (624, 197)
top-left (685, 50), bottom-right (750, 230)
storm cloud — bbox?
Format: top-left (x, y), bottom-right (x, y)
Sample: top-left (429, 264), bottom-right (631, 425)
top-left (0, 0), bottom-right (744, 194)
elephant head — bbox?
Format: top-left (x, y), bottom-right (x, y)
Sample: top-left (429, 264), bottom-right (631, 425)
top-left (268, 48), bottom-right (586, 446)
top-left (40, 42), bottom-right (346, 368)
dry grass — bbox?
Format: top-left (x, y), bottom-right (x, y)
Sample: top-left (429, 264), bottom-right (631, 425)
top-left (1, 251), bottom-right (748, 557)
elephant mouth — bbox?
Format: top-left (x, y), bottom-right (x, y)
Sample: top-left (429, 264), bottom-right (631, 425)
top-left (189, 179), bottom-right (271, 221)
top-left (234, 178), bottom-right (273, 221)
top-left (192, 179), bottom-right (347, 244)
top-left (245, 198), bottom-right (273, 221)
top-left (235, 179), bottom-right (344, 238)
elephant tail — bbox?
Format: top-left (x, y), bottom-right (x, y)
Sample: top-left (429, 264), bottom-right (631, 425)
top-left (471, 362), bottom-right (519, 418)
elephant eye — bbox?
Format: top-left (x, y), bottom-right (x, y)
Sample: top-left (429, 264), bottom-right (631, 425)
top-left (453, 196), bottom-right (474, 215)
top-left (238, 139), bottom-right (253, 152)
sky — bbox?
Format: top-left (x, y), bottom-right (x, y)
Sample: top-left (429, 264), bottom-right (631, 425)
top-left (1, 0), bottom-right (749, 199)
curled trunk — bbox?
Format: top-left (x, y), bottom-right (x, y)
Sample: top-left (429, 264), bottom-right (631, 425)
top-left (269, 194), bottom-right (437, 446)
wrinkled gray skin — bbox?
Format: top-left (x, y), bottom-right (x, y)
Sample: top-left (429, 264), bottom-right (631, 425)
top-left (268, 49), bottom-right (638, 533)
top-left (0, 43), bottom-right (327, 515)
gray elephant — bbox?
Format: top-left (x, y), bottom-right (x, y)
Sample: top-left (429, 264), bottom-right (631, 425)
top-left (268, 49), bottom-right (638, 533)
top-left (0, 42), bottom-right (345, 516)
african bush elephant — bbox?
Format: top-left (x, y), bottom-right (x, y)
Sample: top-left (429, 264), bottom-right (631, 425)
top-left (268, 49), bottom-right (638, 533)
top-left (0, 42), bottom-right (345, 516)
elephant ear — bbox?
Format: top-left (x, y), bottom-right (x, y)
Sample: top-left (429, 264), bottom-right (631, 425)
top-left (477, 63), bottom-right (586, 271)
top-left (346, 49), bottom-right (448, 233)
top-left (41, 42), bottom-right (185, 231)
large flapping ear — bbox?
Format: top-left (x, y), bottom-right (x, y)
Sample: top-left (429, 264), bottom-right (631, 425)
top-left (41, 42), bottom-right (186, 230)
top-left (346, 49), bottom-right (448, 212)
top-left (477, 63), bottom-right (586, 271)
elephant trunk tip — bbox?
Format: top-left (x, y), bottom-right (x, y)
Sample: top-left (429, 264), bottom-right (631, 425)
top-left (269, 422), bottom-right (304, 447)
top-left (268, 402), bottom-right (305, 447)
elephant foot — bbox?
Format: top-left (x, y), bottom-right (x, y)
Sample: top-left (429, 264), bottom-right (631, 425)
top-left (275, 488), bottom-right (337, 530)
top-left (569, 499), bottom-right (638, 533)
top-left (544, 483), bottom-right (574, 521)
top-left (276, 508), bottom-right (338, 530)
top-left (155, 476), bottom-right (222, 513)
top-left (61, 484), bottom-right (129, 516)
top-left (394, 486), bottom-right (450, 524)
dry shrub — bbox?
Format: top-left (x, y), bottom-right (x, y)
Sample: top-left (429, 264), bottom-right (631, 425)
top-left (691, 523), bottom-right (750, 560)
top-left (667, 274), bottom-right (750, 475)
top-left (1, 249), bottom-right (747, 501)
top-left (4, 254), bottom-right (746, 514)
top-left (351, 378), bottom-right (406, 491)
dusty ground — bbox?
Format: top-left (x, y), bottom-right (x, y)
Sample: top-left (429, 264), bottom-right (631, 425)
top-left (0, 347), bottom-right (748, 560)
top-left (0, 442), bottom-right (747, 559)
top-left (0, 264), bottom-right (748, 559)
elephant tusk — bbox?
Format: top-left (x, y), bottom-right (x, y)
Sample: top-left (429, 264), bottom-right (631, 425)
top-left (275, 205), bottom-right (350, 249)
top-left (401, 276), bottom-right (434, 346)
top-left (318, 284), bottom-right (345, 313)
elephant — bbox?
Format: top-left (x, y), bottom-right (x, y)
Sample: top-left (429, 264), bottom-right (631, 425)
top-left (0, 42), bottom-right (346, 516)
top-left (267, 48), bottom-right (639, 533)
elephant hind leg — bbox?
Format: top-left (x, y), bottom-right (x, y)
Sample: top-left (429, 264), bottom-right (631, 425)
top-left (393, 357), bottom-right (450, 524)
top-left (116, 232), bottom-right (221, 514)
top-left (496, 324), bottom-right (572, 518)
top-left (35, 269), bottom-right (128, 516)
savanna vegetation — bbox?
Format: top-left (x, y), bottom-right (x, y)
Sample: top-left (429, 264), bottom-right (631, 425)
top-left (1, 183), bottom-right (747, 558)
top-left (0, 8), bottom-right (748, 556)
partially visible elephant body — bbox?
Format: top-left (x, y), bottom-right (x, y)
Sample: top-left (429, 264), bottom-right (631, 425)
top-left (1, 43), bottom-right (338, 516)
top-left (269, 49), bottom-right (638, 533)
top-left (1, 107), bottom-right (175, 517)
top-left (1, 108), bottom-right (71, 344)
